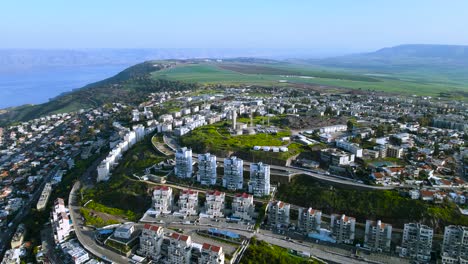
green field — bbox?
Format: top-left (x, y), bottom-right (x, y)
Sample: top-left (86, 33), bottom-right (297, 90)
top-left (151, 61), bottom-right (468, 98)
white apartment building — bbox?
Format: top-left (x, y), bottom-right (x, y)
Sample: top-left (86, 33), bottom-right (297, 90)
top-left (336, 140), bottom-right (363, 158)
top-left (232, 193), bottom-right (254, 221)
top-left (387, 145), bottom-right (404, 159)
top-left (223, 156), bottom-right (244, 190)
top-left (138, 224), bottom-right (164, 261)
top-left (152, 186), bottom-right (173, 216)
top-left (364, 220), bottom-right (392, 252)
top-left (175, 147), bottom-right (193, 178)
top-left (320, 148), bottom-right (355, 166)
top-left (319, 125), bottom-right (347, 133)
top-left (51, 198), bottom-right (72, 243)
top-left (298, 207), bottom-right (322, 233)
top-left (441, 225), bottom-right (468, 264)
top-left (268, 200), bottom-right (290, 228)
top-left (330, 214), bottom-right (356, 244)
top-left (167, 232), bottom-right (192, 264)
top-left (178, 189), bottom-right (198, 216)
top-left (200, 243), bottom-right (225, 264)
top-left (399, 223), bottom-right (433, 262)
top-left (204, 190), bottom-right (225, 218)
top-left (197, 153), bottom-right (217, 185)
top-left (248, 162), bottom-right (270, 197)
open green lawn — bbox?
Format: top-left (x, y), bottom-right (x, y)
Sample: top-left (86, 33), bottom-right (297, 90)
top-left (151, 62), bottom-right (468, 98)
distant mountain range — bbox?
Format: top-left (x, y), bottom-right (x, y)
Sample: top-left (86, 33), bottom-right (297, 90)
top-left (310, 44), bottom-right (468, 68)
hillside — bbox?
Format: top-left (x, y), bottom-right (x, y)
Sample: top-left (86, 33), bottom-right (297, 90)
top-left (0, 61), bottom-right (198, 124)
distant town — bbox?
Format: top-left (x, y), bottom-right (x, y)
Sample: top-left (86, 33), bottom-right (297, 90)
top-left (0, 82), bottom-right (467, 264)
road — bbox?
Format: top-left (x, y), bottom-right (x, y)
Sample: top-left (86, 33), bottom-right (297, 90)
top-left (69, 181), bottom-right (131, 263)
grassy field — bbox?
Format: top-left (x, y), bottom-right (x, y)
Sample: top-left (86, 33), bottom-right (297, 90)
top-left (151, 62), bottom-right (468, 98)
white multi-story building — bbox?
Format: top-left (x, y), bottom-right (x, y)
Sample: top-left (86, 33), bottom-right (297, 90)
top-left (441, 225), bottom-right (468, 264)
top-left (330, 214), bottom-right (356, 244)
top-left (387, 145), bottom-right (404, 159)
top-left (268, 200), bottom-right (290, 228)
top-left (197, 153), bottom-right (217, 185)
top-left (97, 162), bottom-right (110, 182)
top-left (319, 125), bottom-right (347, 133)
top-left (320, 148), bottom-right (355, 166)
top-left (399, 223), bottom-right (433, 262)
top-left (200, 243), bottom-right (225, 264)
top-left (298, 207), bottom-right (322, 233)
top-left (138, 224), bottom-right (164, 262)
top-left (61, 241), bottom-right (90, 264)
top-left (178, 189), bottom-right (198, 216)
top-left (249, 162), bottom-right (270, 197)
top-left (175, 147), bottom-right (193, 178)
top-left (167, 232), bottom-right (192, 264)
top-left (51, 198), bottom-right (72, 243)
top-left (232, 193), bottom-right (254, 221)
top-left (152, 186), bottom-right (173, 216)
top-left (364, 220), bottom-right (392, 252)
top-left (204, 190), bottom-right (225, 218)
top-left (336, 140), bottom-right (363, 158)
top-left (223, 156), bottom-right (244, 190)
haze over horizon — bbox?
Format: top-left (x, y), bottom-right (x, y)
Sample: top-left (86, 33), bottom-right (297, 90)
top-left (1, 0), bottom-right (468, 57)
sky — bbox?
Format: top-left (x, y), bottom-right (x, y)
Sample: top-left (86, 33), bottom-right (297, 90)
top-left (1, 0), bottom-right (468, 55)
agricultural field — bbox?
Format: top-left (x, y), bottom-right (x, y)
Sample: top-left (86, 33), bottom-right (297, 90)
top-left (151, 61), bottom-right (468, 98)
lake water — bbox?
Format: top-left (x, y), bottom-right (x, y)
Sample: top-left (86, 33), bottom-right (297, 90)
top-left (0, 64), bottom-right (130, 109)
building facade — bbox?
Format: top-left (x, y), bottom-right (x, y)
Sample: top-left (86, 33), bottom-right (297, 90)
top-left (268, 200), bottom-right (290, 228)
top-left (364, 220), bottom-right (392, 252)
top-left (248, 162), bottom-right (270, 197)
top-left (152, 186), bottom-right (173, 216)
top-left (175, 147), bottom-right (193, 178)
top-left (231, 193), bottom-right (254, 221)
top-left (138, 224), bottom-right (164, 261)
top-left (441, 225), bottom-right (468, 264)
top-left (330, 214), bottom-right (356, 244)
top-left (178, 189), bottom-right (198, 216)
top-left (223, 156), bottom-right (244, 190)
top-left (204, 190), bottom-right (225, 218)
top-left (298, 207), bottom-right (322, 233)
top-left (399, 223), bottom-right (433, 262)
top-left (197, 153), bottom-right (217, 185)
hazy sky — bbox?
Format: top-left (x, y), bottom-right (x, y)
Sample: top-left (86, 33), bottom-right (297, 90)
top-left (1, 0), bottom-right (468, 54)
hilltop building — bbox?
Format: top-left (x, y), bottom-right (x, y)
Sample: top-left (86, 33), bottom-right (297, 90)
top-left (330, 214), bottom-right (356, 244)
top-left (197, 153), bottom-right (217, 185)
top-left (175, 147), bottom-right (193, 178)
top-left (399, 223), bottom-right (433, 262)
top-left (248, 162), bottom-right (270, 197)
top-left (364, 220), bottom-right (392, 252)
top-left (223, 156), bottom-right (244, 190)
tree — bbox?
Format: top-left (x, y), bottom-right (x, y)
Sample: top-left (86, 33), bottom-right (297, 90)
top-left (347, 120), bottom-right (355, 131)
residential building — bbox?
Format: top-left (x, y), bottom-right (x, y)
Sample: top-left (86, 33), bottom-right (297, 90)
top-left (167, 232), bottom-right (192, 264)
top-left (138, 224), bottom-right (164, 261)
top-left (223, 156), bottom-right (243, 190)
top-left (231, 193), bottom-right (254, 221)
top-left (204, 190), bottom-right (225, 218)
top-left (364, 220), bottom-right (392, 252)
top-left (399, 223), bottom-right (433, 262)
top-left (268, 200), bottom-right (290, 228)
top-left (441, 225), bottom-right (468, 264)
top-left (51, 198), bottom-right (72, 243)
top-left (298, 207), bottom-right (322, 233)
top-left (330, 214), bottom-right (356, 244)
top-left (248, 162), bottom-right (270, 197)
top-left (320, 148), bottom-right (355, 166)
top-left (114, 223), bottom-right (135, 239)
top-left (336, 140), bottom-right (363, 158)
top-left (200, 243), bottom-right (225, 264)
top-left (197, 153), bottom-right (217, 185)
top-left (178, 189), bottom-right (198, 216)
top-left (387, 145), bottom-right (404, 159)
top-left (175, 147), bottom-right (193, 178)
top-left (37, 182), bottom-right (52, 211)
top-left (152, 186), bottom-right (173, 216)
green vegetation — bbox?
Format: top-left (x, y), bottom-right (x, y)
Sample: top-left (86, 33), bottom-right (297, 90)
top-left (84, 201), bottom-right (137, 221)
top-left (79, 208), bottom-right (120, 227)
top-left (105, 239), bottom-right (132, 254)
top-left (151, 61), bottom-right (468, 99)
top-left (240, 238), bottom-right (317, 264)
top-left (180, 121), bottom-right (304, 163)
top-left (277, 175), bottom-right (468, 232)
top-left (82, 137), bottom-right (163, 218)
